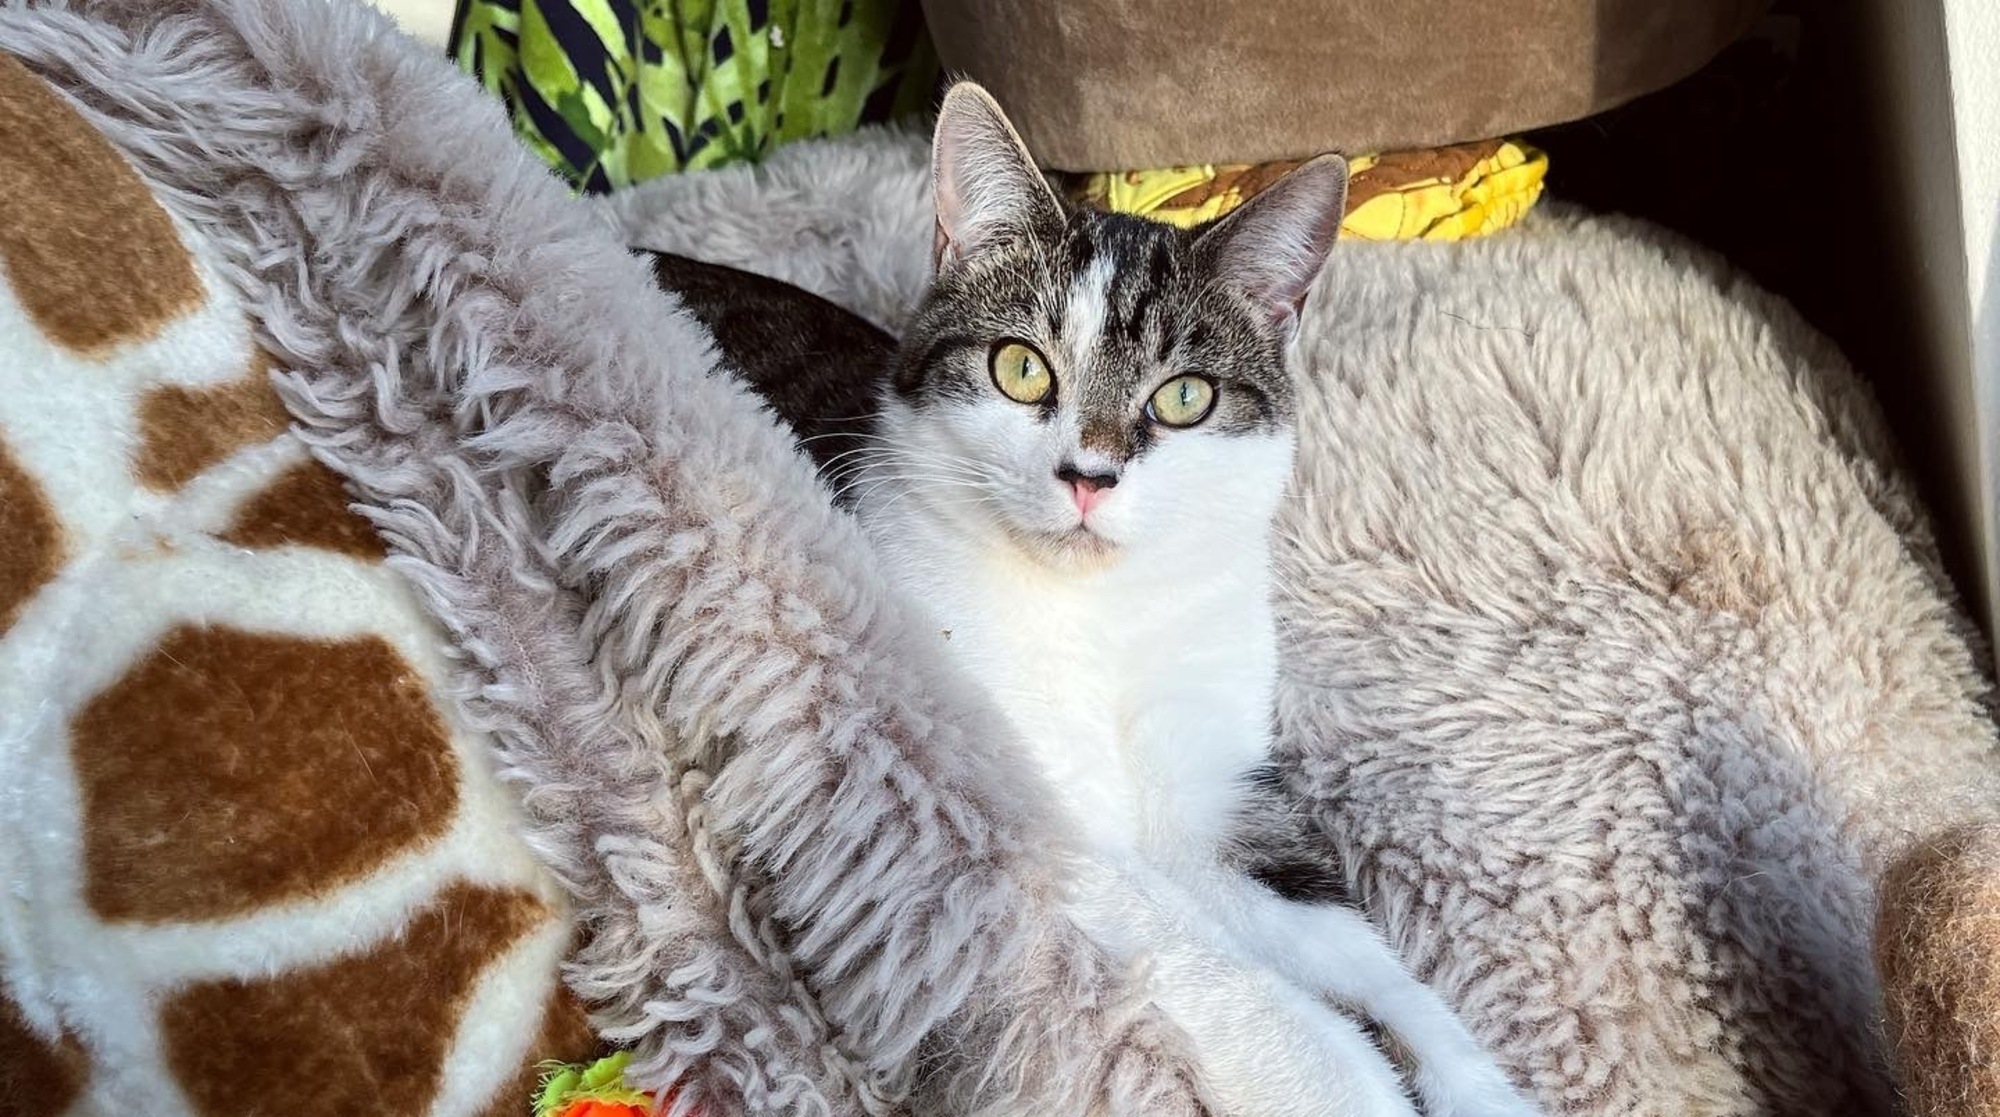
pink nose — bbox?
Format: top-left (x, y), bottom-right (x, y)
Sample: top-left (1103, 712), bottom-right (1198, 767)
top-left (1057, 464), bottom-right (1119, 517)
top-left (1070, 478), bottom-right (1108, 516)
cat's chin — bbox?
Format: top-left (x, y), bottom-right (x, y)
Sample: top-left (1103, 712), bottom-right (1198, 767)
top-left (1003, 523), bottom-right (1122, 572)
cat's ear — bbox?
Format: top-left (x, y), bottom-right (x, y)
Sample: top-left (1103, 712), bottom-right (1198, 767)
top-left (1196, 154), bottom-right (1348, 338)
top-left (931, 81), bottom-right (1063, 270)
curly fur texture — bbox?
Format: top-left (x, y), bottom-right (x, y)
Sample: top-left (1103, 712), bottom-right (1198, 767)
top-left (7, 2), bottom-right (1999, 1115)
top-left (1879, 826), bottom-right (2000, 1117)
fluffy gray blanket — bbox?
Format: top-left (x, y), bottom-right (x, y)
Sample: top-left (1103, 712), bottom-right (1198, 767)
top-left (8, 1), bottom-right (1997, 1114)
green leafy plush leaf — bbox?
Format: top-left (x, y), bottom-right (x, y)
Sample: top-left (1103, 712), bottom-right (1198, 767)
top-left (452, 0), bottom-right (938, 192)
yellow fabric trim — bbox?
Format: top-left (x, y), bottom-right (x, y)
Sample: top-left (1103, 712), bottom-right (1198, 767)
top-left (1074, 140), bottom-right (1548, 242)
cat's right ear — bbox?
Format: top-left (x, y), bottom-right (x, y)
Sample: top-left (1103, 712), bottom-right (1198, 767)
top-left (1194, 154), bottom-right (1348, 340)
top-left (931, 81), bottom-right (1063, 271)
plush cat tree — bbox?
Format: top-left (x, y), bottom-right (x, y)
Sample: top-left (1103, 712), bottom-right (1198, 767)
top-left (1, 1), bottom-right (1996, 1114)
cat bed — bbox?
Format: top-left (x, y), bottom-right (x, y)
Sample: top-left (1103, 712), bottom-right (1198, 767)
top-left (3, 2), bottom-right (1998, 1115)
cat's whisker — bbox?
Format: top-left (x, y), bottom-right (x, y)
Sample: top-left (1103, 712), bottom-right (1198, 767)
top-left (819, 448), bottom-right (993, 486)
top-left (817, 442), bottom-right (932, 468)
top-left (836, 463), bottom-right (996, 496)
top-left (914, 493), bottom-right (1007, 515)
top-left (842, 475), bottom-right (917, 502)
top-left (825, 444), bottom-right (996, 483)
top-left (820, 449), bottom-right (909, 477)
top-left (842, 474), bottom-right (1000, 512)
top-left (847, 467), bottom-right (999, 493)
top-left (869, 486), bottom-right (935, 520)
top-left (872, 445), bottom-right (1008, 477)
top-left (855, 481), bottom-right (1002, 516)
top-left (864, 470), bottom-right (1007, 516)
top-left (797, 426), bottom-right (898, 446)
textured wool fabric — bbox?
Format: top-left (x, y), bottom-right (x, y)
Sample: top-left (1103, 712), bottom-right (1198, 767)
top-left (7, 1), bottom-right (2000, 1115)
top-left (608, 134), bottom-right (2000, 1114)
top-left (915, 0), bottom-right (1770, 170)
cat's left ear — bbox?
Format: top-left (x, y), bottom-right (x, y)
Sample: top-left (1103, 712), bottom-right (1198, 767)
top-left (931, 81), bottom-right (1064, 271)
top-left (1195, 154), bottom-right (1348, 339)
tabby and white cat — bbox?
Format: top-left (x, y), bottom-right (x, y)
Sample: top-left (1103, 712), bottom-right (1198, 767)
top-left (654, 83), bottom-right (1537, 1117)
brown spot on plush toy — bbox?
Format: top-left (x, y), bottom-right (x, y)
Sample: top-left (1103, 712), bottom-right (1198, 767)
top-left (0, 55), bottom-right (202, 353)
top-left (476, 988), bottom-right (603, 1117)
top-left (135, 351), bottom-right (294, 490)
top-left (0, 989), bottom-right (89, 1115)
top-left (0, 438), bottom-right (63, 637)
top-left (161, 883), bottom-right (552, 1117)
top-left (221, 458), bottom-right (386, 559)
top-left (73, 625), bottom-right (458, 922)
top-left (1877, 824), bottom-right (2000, 1117)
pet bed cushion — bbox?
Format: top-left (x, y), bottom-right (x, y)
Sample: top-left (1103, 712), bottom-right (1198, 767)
top-left (3, 2), bottom-right (1998, 1115)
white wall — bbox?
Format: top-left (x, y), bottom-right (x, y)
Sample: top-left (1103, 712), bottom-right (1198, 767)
top-left (366, 0), bottom-right (455, 50)
top-left (1852, 0), bottom-right (1994, 642)
top-left (1945, 0), bottom-right (2000, 646)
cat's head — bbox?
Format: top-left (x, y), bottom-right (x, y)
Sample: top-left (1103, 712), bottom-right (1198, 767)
top-left (881, 82), bottom-right (1346, 570)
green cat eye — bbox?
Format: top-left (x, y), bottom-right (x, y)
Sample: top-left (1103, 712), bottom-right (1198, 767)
top-left (991, 341), bottom-right (1053, 404)
top-left (1147, 375), bottom-right (1217, 427)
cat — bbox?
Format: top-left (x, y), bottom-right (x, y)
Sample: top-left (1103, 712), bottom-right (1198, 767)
top-left (650, 82), bottom-right (1538, 1117)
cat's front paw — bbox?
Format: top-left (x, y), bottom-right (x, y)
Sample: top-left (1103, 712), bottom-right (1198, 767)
top-left (1449, 1097), bottom-right (1543, 1117)
top-left (1410, 1069), bottom-right (1543, 1117)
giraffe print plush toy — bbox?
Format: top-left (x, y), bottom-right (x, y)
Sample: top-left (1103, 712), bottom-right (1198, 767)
top-left (0, 55), bottom-right (600, 1117)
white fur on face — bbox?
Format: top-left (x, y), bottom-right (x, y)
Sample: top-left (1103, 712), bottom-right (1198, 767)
top-left (883, 250), bottom-right (1294, 566)
top-left (1063, 255), bottom-right (1116, 375)
top-left (885, 385), bottom-right (1294, 567)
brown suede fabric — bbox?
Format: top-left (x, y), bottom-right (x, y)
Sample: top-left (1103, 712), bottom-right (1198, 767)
top-left (919, 0), bottom-right (1768, 170)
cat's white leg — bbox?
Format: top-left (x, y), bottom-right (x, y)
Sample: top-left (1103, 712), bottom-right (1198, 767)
top-left (1139, 931), bottom-right (1422, 1117)
top-left (1070, 860), bottom-right (1419, 1117)
top-left (1204, 873), bottom-right (1541, 1117)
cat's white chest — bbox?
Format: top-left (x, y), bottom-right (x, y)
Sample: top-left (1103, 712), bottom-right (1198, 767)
top-left (866, 511), bottom-right (1277, 861)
